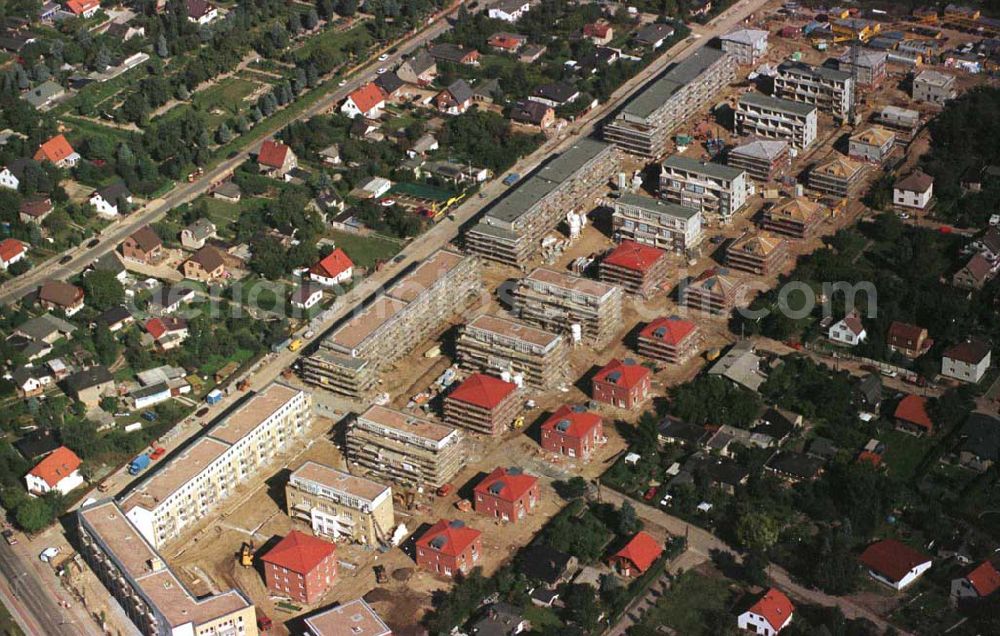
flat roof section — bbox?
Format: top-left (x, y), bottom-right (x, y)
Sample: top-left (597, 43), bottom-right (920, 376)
top-left (290, 460), bottom-right (390, 503)
top-left (466, 314), bottom-right (562, 349)
top-left (209, 383), bottom-right (302, 445)
top-left (326, 296), bottom-right (410, 351)
top-left (121, 437), bottom-right (230, 512)
top-left (615, 192), bottom-right (701, 220)
top-left (739, 92), bottom-right (818, 116)
top-left (525, 267), bottom-right (620, 299)
top-left (388, 249), bottom-right (466, 303)
top-left (622, 46), bottom-right (729, 120)
top-left (358, 405), bottom-right (457, 444)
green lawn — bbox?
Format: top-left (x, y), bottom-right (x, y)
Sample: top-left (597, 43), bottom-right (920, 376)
top-left (882, 429), bottom-right (933, 482)
top-left (199, 196), bottom-right (268, 239)
top-left (522, 605), bottom-right (562, 631)
top-left (193, 78), bottom-right (259, 119)
top-left (327, 230), bottom-right (403, 270)
top-left (292, 22), bottom-right (373, 64)
top-left (638, 571), bottom-right (732, 636)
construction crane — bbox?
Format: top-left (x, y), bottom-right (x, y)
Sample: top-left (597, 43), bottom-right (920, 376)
top-left (847, 34), bottom-right (861, 126)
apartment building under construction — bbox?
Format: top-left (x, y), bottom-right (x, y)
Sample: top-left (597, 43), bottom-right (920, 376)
top-left (725, 232), bottom-right (789, 276)
top-left (726, 139), bottom-right (790, 183)
top-left (774, 61), bottom-right (854, 122)
top-left (346, 405), bottom-right (464, 489)
top-left (302, 249), bottom-right (481, 399)
top-left (736, 93), bottom-right (818, 150)
top-left (514, 267), bottom-right (623, 348)
top-left (456, 314), bottom-right (569, 389)
top-left (598, 240), bottom-right (671, 298)
top-left (761, 197), bottom-right (826, 238)
top-left (809, 155), bottom-right (867, 197)
top-left (659, 155), bottom-right (749, 224)
top-left (119, 383), bottom-right (311, 549)
top-left (464, 139), bottom-right (620, 267)
top-left (603, 46), bottom-right (735, 158)
top-left (680, 268), bottom-right (743, 315)
top-left (78, 500), bottom-right (258, 636)
top-left (286, 460), bottom-right (395, 547)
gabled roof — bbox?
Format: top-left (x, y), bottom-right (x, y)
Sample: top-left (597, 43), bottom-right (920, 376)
top-left (99, 305), bottom-right (132, 327)
top-left (374, 71), bottom-right (404, 96)
top-left (145, 316), bottom-right (187, 340)
top-left (583, 22), bottom-right (612, 38)
top-left (310, 248), bottom-right (353, 279)
top-left (448, 373), bottom-right (517, 410)
top-left (887, 321), bottom-right (926, 347)
top-left (261, 530), bottom-right (336, 575)
top-left (19, 196), bottom-right (53, 218)
top-left (859, 539), bottom-right (931, 583)
top-left (612, 531), bottom-right (662, 573)
top-left (746, 588), bottom-right (794, 632)
top-left (346, 83), bottom-right (387, 114)
top-left (640, 317), bottom-right (696, 345)
top-left (34, 135), bottom-right (76, 164)
top-left (603, 240), bottom-right (666, 273)
top-left (39, 280), bottom-right (83, 307)
top-left (187, 245), bottom-right (225, 272)
top-left (258, 140), bottom-right (291, 168)
top-left (511, 100), bottom-right (552, 125)
top-left (402, 49), bottom-right (435, 75)
top-left (64, 366), bottom-right (113, 392)
top-left (128, 225), bottom-right (162, 253)
top-left (291, 284), bottom-right (322, 305)
top-left (895, 171), bottom-right (934, 193)
top-left (960, 413), bottom-right (1000, 461)
top-left (835, 312), bottom-right (865, 336)
top-left (959, 253), bottom-right (993, 283)
top-left (66, 0), bottom-right (99, 15)
top-left (944, 339), bottom-right (991, 364)
top-left (0, 239), bottom-right (26, 263)
top-left (593, 358), bottom-right (650, 390)
top-left (964, 560), bottom-right (1000, 597)
top-left (186, 0), bottom-right (213, 19)
top-left (532, 81), bottom-right (578, 103)
top-left (851, 126), bottom-right (895, 147)
top-left (28, 446), bottom-right (81, 488)
top-left (443, 79), bottom-right (473, 104)
top-left (417, 519), bottom-right (481, 557)
top-left (474, 467), bottom-right (537, 503)
top-left (541, 405), bottom-right (601, 439)
top-left (15, 313), bottom-right (77, 341)
top-left (97, 181), bottom-right (131, 203)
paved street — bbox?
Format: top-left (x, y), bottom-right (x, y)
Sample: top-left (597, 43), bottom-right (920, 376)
top-left (0, 540), bottom-right (86, 635)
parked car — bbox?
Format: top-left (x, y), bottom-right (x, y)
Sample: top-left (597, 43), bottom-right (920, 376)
top-left (86, 238), bottom-right (99, 248)
top-left (3, 529), bottom-right (16, 545)
top-left (39, 547), bottom-right (59, 562)
top-left (659, 494), bottom-right (673, 508)
top-left (378, 53), bottom-right (389, 61)
top-left (643, 486), bottom-right (658, 501)
top-left (59, 255), bottom-right (72, 264)
top-left (195, 407), bottom-right (209, 418)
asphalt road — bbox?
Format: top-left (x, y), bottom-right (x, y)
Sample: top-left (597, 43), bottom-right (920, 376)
top-left (0, 541), bottom-right (83, 635)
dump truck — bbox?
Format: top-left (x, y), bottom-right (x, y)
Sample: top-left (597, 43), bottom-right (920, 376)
top-left (128, 454), bottom-right (151, 476)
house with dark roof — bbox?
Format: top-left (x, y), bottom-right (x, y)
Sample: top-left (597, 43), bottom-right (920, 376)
top-left (510, 100), bottom-right (555, 128)
top-left (528, 82), bottom-right (580, 108)
top-left (634, 22), bottom-right (676, 48)
top-left (180, 218), bottom-right (217, 249)
top-left (90, 251), bottom-right (126, 282)
top-left (752, 408), bottom-right (800, 443)
top-left (765, 451), bottom-right (825, 482)
top-left (859, 539), bottom-right (932, 590)
top-left (182, 246), bottom-right (226, 282)
top-left (415, 519), bottom-right (482, 577)
top-left (951, 560), bottom-right (1000, 607)
top-left (397, 50), bottom-right (437, 84)
top-left (98, 305), bottom-right (133, 332)
top-left (121, 225), bottom-right (162, 264)
top-left (11, 365), bottom-right (54, 398)
top-left (958, 413), bottom-right (1000, 472)
top-left (969, 227), bottom-right (1000, 263)
top-left (374, 71), bottom-right (405, 97)
top-left (14, 429), bottom-right (61, 461)
top-left (18, 196), bottom-right (53, 224)
top-left (942, 339), bottom-right (991, 383)
top-left (517, 544), bottom-right (577, 586)
top-left (471, 603), bottom-right (529, 636)
top-left (290, 284), bottom-right (323, 311)
top-left (62, 366), bottom-right (114, 408)
top-left (186, 0), bottom-right (219, 24)
top-left (657, 415), bottom-right (707, 447)
top-left (591, 358), bottom-right (651, 410)
top-left (894, 171), bottom-right (934, 210)
top-left (88, 181), bottom-right (132, 217)
top-left (261, 531), bottom-right (337, 604)
top-left (148, 285), bottom-right (196, 315)
top-left (473, 467), bottom-right (539, 523)
top-left (428, 43), bottom-right (480, 66)
top-left (609, 531), bottom-right (662, 577)
top-left (953, 253), bottom-right (994, 290)
top-left (894, 394), bottom-right (934, 435)
top-left (854, 373), bottom-right (882, 411)
top-left (435, 79), bottom-right (474, 115)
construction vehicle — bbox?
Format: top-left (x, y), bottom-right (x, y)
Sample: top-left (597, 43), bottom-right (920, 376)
top-left (236, 379), bottom-right (250, 391)
top-left (455, 499), bottom-right (472, 512)
top-left (436, 483), bottom-right (454, 497)
top-left (513, 415), bottom-right (525, 429)
top-left (240, 542), bottom-right (255, 568)
top-left (373, 564), bottom-right (388, 584)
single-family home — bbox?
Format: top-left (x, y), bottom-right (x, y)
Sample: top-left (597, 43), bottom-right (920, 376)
top-left (397, 50), bottom-right (437, 85)
top-left (34, 134), bottom-right (80, 168)
top-left (828, 311), bottom-right (867, 346)
top-left (854, 373), bottom-right (882, 411)
top-left (953, 253), bottom-right (994, 290)
top-left (62, 366), bottom-right (114, 408)
top-left (212, 181), bottom-right (241, 203)
top-left (11, 366), bottom-right (54, 398)
top-left (428, 43), bottom-right (480, 66)
top-left (186, 0), bottom-right (219, 25)
top-left (0, 239), bottom-right (27, 270)
top-left (609, 531), bottom-right (662, 577)
top-left (98, 305), bottom-right (133, 332)
top-left (415, 519), bottom-right (482, 577)
top-left (958, 413), bottom-right (1000, 472)
top-left (848, 126), bottom-right (896, 164)
top-left (738, 588), bottom-right (794, 634)
top-left (88, 181), bottom-right (132, 217)
top-left (182, 245), bottom-right (226, 281)
top-left (121, 225), bottom-right (162, 264)
top-left (529, 82), bottom-right (580, 108)
top-left (859, 539), bottom-right (932, 590)
top-left (634, 23), bottom-right (676, 49)
top-left (488, 0), bottom-right (530, 23)
top-left (22, 80), bottom-right (65, 110)
top-left (290, 284), bottom-right (323, 311)
top-left (360, 176), bottom-right (391, 199)
top-left (540, 405), bottom-right (604, 461)
top-left (894, 394), bottom-right (934, 435)
top-left (25, 446), bottom-right (83, 496)
top-left (148, 285), bottom-right (196, 315)
top-left (38, 280), bottom-right (84, 316)
top-left (471, 603), bottom-right (528, 636)
top-left (970, 228), bottom-right (1000, 264)
top-left (180, 218), bottom-right (217, 249)
top-left (941, 339), bottom-right (992, 383)
top-left (341, 83), bottom-right (387, 119)
top-left (106, 21), bottom-right (146, 41)
top-left (488, 32), bottom-right (527, 53)
top-left (13, 313), bottom-right (76, 348)
top-left (887, 321), bottom-right (931, 358)
top-left (309, 248), bottom-right (353, 286)
top-left (145, 317), bottom-right (190, 350)
top-left (591, 358), bottom-right (651, 410)
top-left (406, 133), bottom-right (439, 158)
top-left (65, 0), bottom-right (100, 19)
top-left (510, 100), bottom-right (555, 129)
top-left (951, 560), bottom-right (1000, 607)
top-left (257, 140), bottom-right (298, 180)
top-left (894, 171), bottom-right (934, 210)
top-left (583, 21), bottom-right (613, 45)
top-left (19, 196), bottom-right (53, 224)
top-left (318, 144), bottom-right (341, 165)
top-left (473, 467), bottom-right (539, 523)
top-left (0, 161), bottom-right (23, 190)
top-left (435, 79), bottom-right (474, 115)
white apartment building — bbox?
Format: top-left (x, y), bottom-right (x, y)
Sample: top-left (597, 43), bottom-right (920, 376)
top-left (659, 155), bottom-right (749, 224)
top-left (736, 93), bottom-right (818, 150)
top-left (612, 192), bottom-right (703, 252)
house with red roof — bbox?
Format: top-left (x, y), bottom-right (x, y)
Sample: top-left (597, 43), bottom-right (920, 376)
top-left (34, 134), bottom-right (80, 168)
top-left (145, 317), bottom-right (189, 350)
top-left (341, 83), bottom-right (387, 119)
top-left (25, 446), bottom-right (83, 496)
top-left (540, 405), bottom-right (604, 461)
top-left (951, 560), bottom-right (1000, 607)
top-left (65, 0), bottom-right (100, 18)
top-left (0, 239), bottom-right (27, 271)
top-left (738, 587), bottom-right (794, 634)
top-left (598, 240), bottom-right (670, 297)
top-left (261, 530), bottom-right (337, 604)
top-left (583, 21), bottom-right (613, 45)
top-left (474, 467), bottom-right (539, 522)
top-left (592, 358), bottom-right (650, 409)
top-left (894, 394), bottom-right (933, 436)
top-left (637, 316), bottom-right (700, 364)
top-left (309, 248), bottom-right (353, 286)
top-left (609, 531), bottom-right (662, 577)
top-left (887, 321), bottom-right (931, 358)
top-left (488, 32), bottom-right (527, 52)
top-left (257, 140), bottom-right (298, 180)
top-left (444, 373), bottom-right (520, 435)
top-left (859, 539), bottom-right (932, 590)
top-left (415, 519), bottom-right (482, 577)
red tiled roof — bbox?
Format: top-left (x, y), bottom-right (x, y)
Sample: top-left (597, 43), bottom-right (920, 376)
top-left (448, 373), bottom-right (517, 410)
top-left (66, 0), bottom-right (99, 15)
top-left (488, 34), bottom-right (523, 50)
top-left (583, 22), bottom-right (611, 38)
top-left (840, 312), bottom-right (865, 336)
top-left (261, 530), bottom-right (336, 575)
top-left (859, 539), bottom-right (930, 583)
top-left (593, 358), bottom-right (650, 390)
top-left (541, 405), bottom-right (601, 440)
top-left (258, 140), bottom-right (290, 169)
top-left (856, 450), bottom-right (883, 467)
top-left (943, 339), bottom-right (991, 364)
top-left (474, 467), bottom-right (537, 503)
top-left (602, 240), bottom-right (666, 273)
top-left (347, 83), bottom-right (387, 114)
top-left (887, 321), bottom-right (925, 348)
top-left (640, 317), bottom-right (696, 345)
top-left (310, 248), bottom-right (353, 279)
top-left (0, 239), bottom-right (26, 264)
top-left (145, 317), bottom-right (186, 340)
top-left (28, 446), bottom-right (81, 488)
top-left (612, 531), bottom-right (662, 574)
top-left (747, 588), bottom-right (794, 632)
top-left (417, 519), bottom-right (481, 557)
top-left (894, 394), bottom-right (933, 433)
top-left (966, 561), bottom-right (1000, 597)
top-left (34, 135), bottom-right (76, 164)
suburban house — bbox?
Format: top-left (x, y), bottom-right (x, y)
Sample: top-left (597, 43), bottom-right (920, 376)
top-left (583, 21), bottom-right (613, 45)
top-left (860, 539), bottom-right (932, 590)
top-left (894, 394), bottom-right (934, 436)
top-left (854, 374), bottom-right (883, 411)
top-left (65, 0), bottom-right (100, 18)
top-left (180, 218), bottom-right (217, 249)
top-left (0, 239), bottom-right (27, 271)
top-left (397, 50), bottom-right (437, 85)
top-left (88, 182), bottom-right (133, 217)
top-left (19, 196), bottom-right (53, 224)
top-left (374, 72), bottom-right (405, 98)
top-left (591, 358), bottom-right (651, 410)
top-left (34, 134), bottom-right (80, 167)
top-left (0, 161), bottom-right (25, 190)
top-left (887, 321), bottom-right (931, 358)
top-left (11, 366), bottom-right (54, 398)
top-left (941, 340), bottom-right (992, 383)
top-left (540, 405), bottom-right (604, 461)
top-left (38, 280), bottom-right (84, 316)
top-left (953, 253), bottom-right (994, 290)
top-left (309, 248), bottom-right (353, 286)
top-left (415, 519), bottom-right (482, 577)
top-left (148, 285), bottom-right (196, 315)
top-left (429, 43), bottom-right (481, 66)
top-left (828, 311), bottom-right (867, 346)
top-left (98, 306), bottom-right (134, 332)
top-left (473, 467), bottom-right (539, 523)
top-left (290, 284), bottom-right (323, 311)
top-left (488, 0), bottom-right (530, 22)
top-left (182, 246), bottom-right (226, 281)
top-left (261, 531), bottom-right (337, 604)
top-left (341, 83), bottom-right (387, 119)
top-left (658, 416), bottom-right (708, 447)
top-left (969, 228), bottom-right (1000, 264)
top-left (435, 79), bottom-right (474, 115)
top-left (472, 603), bottom-right (529, 636)
top-left (63, 366), bottom-right (114, 408)
top-left (510, 100), bottom-right (555, 129)
top-left (186, 0), bottom-right (219, 24)
top-left (609, 531), bottom-right (662, 577)
top-left (121, 225), bottom-right (162, 264)
top-left (488, 32), bottom-right (527, 53)
top-left (25, 446), bottom-right (84, 496)
top-left (529, 82), bottom-right (580, 108)
top-left (951, 560), bottom-right (1000, 607)
top-left (894, 171), bottom-right (934, 210)
top-left (634, 22), bottom-right (675, 48)
top-left (145, 317), bottom-right (190, 350)
top-left (22, 80), bottom-right (65, 110)
top-left (738, 588), bottom-right (794, 635)
top-left (257, 140), bottom-right (298, 180)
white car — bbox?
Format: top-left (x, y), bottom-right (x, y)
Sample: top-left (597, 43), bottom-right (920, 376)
top-left (659, 494), bottom-right (673, 508)
top-left (378, 53), bottom-right (389, 61)
top-left (899, 212), bottom-right (910, 220)
top-left (338, 79), bottom-right (347, 87)
top-left (377, 67), bottom-right (388, 74)
top-left (39, 547), bottom-right (60, 563)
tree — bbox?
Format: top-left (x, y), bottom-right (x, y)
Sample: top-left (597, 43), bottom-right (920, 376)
top-left (15, 496), bottom-right (54, 532)
top-left (618, 501), bottom-right (640, 536)
top-left (93, 46), bottom-right (111, 72)
top-left (288, 10), bottom-right (302, 33)
top-left (81, 270), bottom-right (125, 312)
top-left (554, 476), bottom-right (588, 500)
top-left (305, 8), bottom-right (319, 29)
top-left (337, 0), bottom-right (358, 17)
top-left (156, 34), bottom-right (169, 58)
top-left (93, 325), bottom-right (120, 366)
top-left (735, 510), bottom-right (779, 552)
top-left (99, 396), bottom-right (118, 413)
top-left (561, 584), bottom-right (601, 630)
top-left (216, 122), bottom-right (234, 144)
